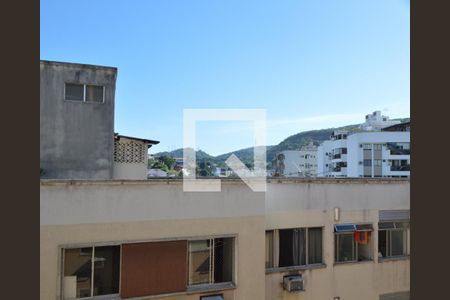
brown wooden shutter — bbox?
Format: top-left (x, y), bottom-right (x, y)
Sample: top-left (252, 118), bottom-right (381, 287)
top-left (120, 240), bottom-right (187, 298)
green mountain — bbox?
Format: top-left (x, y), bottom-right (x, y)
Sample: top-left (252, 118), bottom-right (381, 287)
top-left (155, 148), bottom-right (214, 161)
top-left (154, 118), bottom-right (410, 168)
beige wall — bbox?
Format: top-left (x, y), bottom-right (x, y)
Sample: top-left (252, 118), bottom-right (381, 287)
top-left (265, 210), bottom-right (409, 300)
top-left (40, 179), bottom-right (409, 300)
top-left (41, 217), bottom-right (265, 300)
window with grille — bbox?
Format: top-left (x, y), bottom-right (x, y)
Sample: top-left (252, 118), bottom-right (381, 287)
top-left (188, 237), bottom-right (234, 286)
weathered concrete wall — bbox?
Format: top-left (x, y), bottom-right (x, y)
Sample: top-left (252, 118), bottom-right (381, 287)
top-left (40, 61), bottom-right (117, 179)
top-left (112, 162), bottom-right (148, 179)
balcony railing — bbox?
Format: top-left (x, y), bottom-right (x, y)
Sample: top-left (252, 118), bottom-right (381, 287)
top-left (389, 149), bottom-right (411, 155)
top-left (390, 165), bottom-right (410, 171)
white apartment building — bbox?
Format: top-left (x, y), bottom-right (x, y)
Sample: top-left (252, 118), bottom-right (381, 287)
top-left (275, 143), bottom-right (318, 177)
top-left (361, 111), bottom-right (401, 131)
top-left (318, 130), bottom-right (410, 178)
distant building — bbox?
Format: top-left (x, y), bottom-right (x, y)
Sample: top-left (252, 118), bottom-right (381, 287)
top-left (173, 157), bottom-right (184, 171)
top-left (40, 60), bottom-right (118, 179)
top-left (213, 167), bottom-right (233, 177)
top-left (275, 143), bottom-right (318, 177)
top-left (382, 121), bottom-right (410, 132)
top-left (360, 111), bottom-right (401, 131)
top-left (40, 62), bottom-right (410, 300)
top-left (318, 130), bottom-right (410, 178)
top-left (40, 60), bottom-right (159, 179)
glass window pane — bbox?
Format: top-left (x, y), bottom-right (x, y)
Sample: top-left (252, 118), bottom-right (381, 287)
top-left (93, 246), bottom-right (120, 296)
top-left (378, 230), bottom-right (388, 258)
top-left (188, 240), bottom-right (211, 285)
top-left (279, 229), bottom-right (294, 267)
top-left (356, 231), bottom-right (372, 261)
top-left (65, 83), bottom-right (84, 101)
top-left (336, 234), bottom-right (355, 262)
top-left (308, 228), bottom-right (323, 264)
top-left (63, 248), bottom-right (92, 298)
top-left (85, 85), bottom-right (104, 102)
top-left (391, 230), bottom-right (406, 256)
top-left (265, 231), bottom-right (274, 268)
top-left (279, 228), bottom-right (306, 267)
top-left (294, 228), bottom-right (306, 266)
top-left (213, 238), bottom-right (234, 283)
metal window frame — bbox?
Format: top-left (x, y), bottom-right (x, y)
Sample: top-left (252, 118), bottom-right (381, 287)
top-left (59, 235), bottom-right (236, 300)
top-left (64, 82), bottom-right (85, 102)
top-left (60, 245), bottom-right (121, 300)
top-left (334, 232), bottom-right (357, 263)
top-left (306, 227), bottom-right (324, 265)
top-left (334, 223), bottom-right (374, 263)
top-left (265, 230), bottom-right (275, 268)
top-left (187, 236), bottom-right (236, 287)
top-left (265, 226), bottom-right (324, 269)
top-left (378, 222), bottom-right (408, 259)
top-left (64, 82), bottom-right (105, 104)
top-left (85, 84), bottom-right (106, 103)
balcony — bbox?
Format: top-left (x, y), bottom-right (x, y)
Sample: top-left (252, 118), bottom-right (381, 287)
top-left (332, 154), bottom-right (341, 160)
top-left (386, 143), bottom-right (410, 155)
top-left (390, 165), bottom-right (410, 172)
top-left (388, 149), bottom-right (410, 155)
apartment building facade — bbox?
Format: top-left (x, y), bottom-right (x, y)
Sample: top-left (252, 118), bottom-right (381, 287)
top-left (274, 143), bottom-right (318, 177)
top-left (40, 178), bottom-right (410, 300)
top-left (317, 131), bottom-right (410, 178)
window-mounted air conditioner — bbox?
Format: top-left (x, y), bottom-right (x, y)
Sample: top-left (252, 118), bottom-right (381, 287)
top-left (283, 275), bottom-right (304, 292)
top-left (359, 161), bottom-right (363, 165)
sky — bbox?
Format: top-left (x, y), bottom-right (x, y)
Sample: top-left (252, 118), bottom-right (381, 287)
top-left (40, 0), bottom-right (410, 156)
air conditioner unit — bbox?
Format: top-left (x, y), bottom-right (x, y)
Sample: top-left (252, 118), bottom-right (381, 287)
top-left (283, 275), bottom-right (304, 292)
top-left (359, 161), bottom-right (362, 165)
